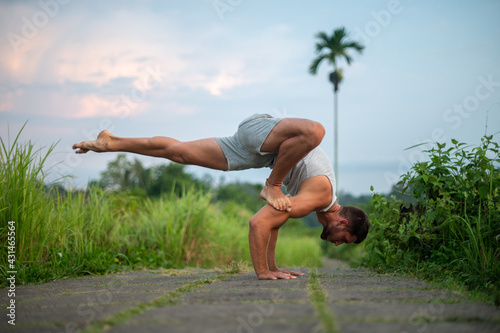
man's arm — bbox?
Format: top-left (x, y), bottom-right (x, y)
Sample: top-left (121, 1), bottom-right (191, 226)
top-left (266, 228), bottom-right (280, 271)
top-left (249, 175), bottom-right (333, 280)
top-left (249, 205), bottom-right (290, 280)
top-left (249, 193), bottom-right (320, 280)
top-left (266, 228), bottom-right (305, 277)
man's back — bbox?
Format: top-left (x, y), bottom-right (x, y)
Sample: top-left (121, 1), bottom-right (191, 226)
top-left (283, 147), bottom-right (337, 212)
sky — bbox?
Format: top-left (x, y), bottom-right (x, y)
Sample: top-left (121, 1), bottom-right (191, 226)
top-left (1, 0), bottom-right (499, 197)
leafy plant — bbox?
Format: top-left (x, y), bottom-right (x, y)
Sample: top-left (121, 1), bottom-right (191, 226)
top-left (364, 135), bottom-right (500, 304)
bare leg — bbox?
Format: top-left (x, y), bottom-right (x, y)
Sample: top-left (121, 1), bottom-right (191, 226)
top-left (73, 130), bottom-right (228, 171)
top-left (259, 118), bottom-right (325, 211)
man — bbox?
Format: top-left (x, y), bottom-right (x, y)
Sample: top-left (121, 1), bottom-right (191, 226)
top-left (73, 114), bottom-right (370, 280)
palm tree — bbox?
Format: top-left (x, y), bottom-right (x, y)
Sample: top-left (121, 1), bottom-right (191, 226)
top-left (309, 27), bottom-right (364, 186)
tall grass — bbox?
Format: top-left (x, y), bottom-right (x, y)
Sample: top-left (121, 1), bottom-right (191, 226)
top-left (1, 127), bottom-right (322, 285)
top-left (448, 213), bottom-right (499, 286)
top-left (1, 123), bottom-right (57, 277)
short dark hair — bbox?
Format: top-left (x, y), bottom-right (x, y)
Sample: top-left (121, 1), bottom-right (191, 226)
top-left (340, 206), bottom-right (370, 244)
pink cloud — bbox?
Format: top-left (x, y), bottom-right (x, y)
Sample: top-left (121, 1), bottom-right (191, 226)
top-left (0, 3), bottom-right (304, 120)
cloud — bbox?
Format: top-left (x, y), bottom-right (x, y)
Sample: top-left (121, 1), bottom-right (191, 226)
top-left (202, 71), bottom-right (245, 96)
top-left (0, 88), bottom-right (149, 119)
top-left (1, 2), bottom-right (306, 120)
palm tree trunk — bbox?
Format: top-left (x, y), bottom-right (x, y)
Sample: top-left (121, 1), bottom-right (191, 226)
top-left (333, 90), bottom-right (339, 188)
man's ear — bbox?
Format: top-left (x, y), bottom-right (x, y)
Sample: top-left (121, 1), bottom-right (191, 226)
top-left (339, 218), bottom-right (349, 226)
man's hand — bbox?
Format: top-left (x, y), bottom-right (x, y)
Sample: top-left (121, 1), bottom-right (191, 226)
top-left (257, 270), bottom-right (298, 280)
top-left (272, 268), bottom-right (305, 277)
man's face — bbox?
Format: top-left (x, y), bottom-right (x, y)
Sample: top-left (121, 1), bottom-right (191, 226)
top-left (320, 225), bottom-right (357, 246)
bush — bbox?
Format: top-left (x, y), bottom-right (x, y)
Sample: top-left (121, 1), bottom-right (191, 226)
top-left (364, 135), bottom-right (500, 304)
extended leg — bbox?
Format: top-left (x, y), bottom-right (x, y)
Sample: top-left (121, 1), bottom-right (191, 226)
top-left (72, 130), bottom-right (228, 171)
top-left (259, 118), bottom-right (325, 211)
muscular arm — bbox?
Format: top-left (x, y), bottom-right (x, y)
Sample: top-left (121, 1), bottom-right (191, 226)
top-left (249, 189), bottom-right (327, 279)
top-left (266, 228), bottom-right (279, 271)
top-left (249, 205), bottom-right (289, 279)
top-left (249, 175), bottom-right (333, 280)
top-left (266, 228), bottom-right (305, 277)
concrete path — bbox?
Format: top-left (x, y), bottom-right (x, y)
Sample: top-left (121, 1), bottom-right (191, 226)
top-left (2, 260), bottom-right (499, 333)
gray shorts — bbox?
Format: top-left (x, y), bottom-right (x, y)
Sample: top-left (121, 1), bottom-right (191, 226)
top-left (216, 114), bottom-right (281, 171)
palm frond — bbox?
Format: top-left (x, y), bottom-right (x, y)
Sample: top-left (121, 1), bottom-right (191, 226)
top-left (315, 31), bottom-right (329, 42)
top-left (344, 41), bottom-right (365, 53)
top-left (341, 52), bottom-right (353, 65)
top-left (309, 54), bottom-right (327, 75)
top-left (309, 26), bottom-right (364, 78)
top-left (314, 31), bottom-right (330, 53)
top-left (332, 27), bottom-right (348, 40)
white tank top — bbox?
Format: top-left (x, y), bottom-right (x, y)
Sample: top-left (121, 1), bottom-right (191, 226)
top-left (282, 147), bottom-right (337, 212)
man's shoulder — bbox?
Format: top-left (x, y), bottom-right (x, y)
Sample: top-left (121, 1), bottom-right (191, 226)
top-left (297, 175), bottom-right (334, 211)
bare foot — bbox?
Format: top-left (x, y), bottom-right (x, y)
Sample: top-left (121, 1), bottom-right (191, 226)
top-left (260, 185), bottom-right (292, 212)
top-left (72, 130), bottom-right (114, 154)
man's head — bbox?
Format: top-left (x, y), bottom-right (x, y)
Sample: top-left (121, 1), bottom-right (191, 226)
top-left (319, 205), bottom-right (370, 246)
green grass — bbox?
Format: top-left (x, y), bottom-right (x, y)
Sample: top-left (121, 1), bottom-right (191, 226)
top-left (1, 123), bottom-right (57, 273)
top-left (307, 268), bottom-right (338, 333)
top-left (0, 126), bottom-right (323, 286)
